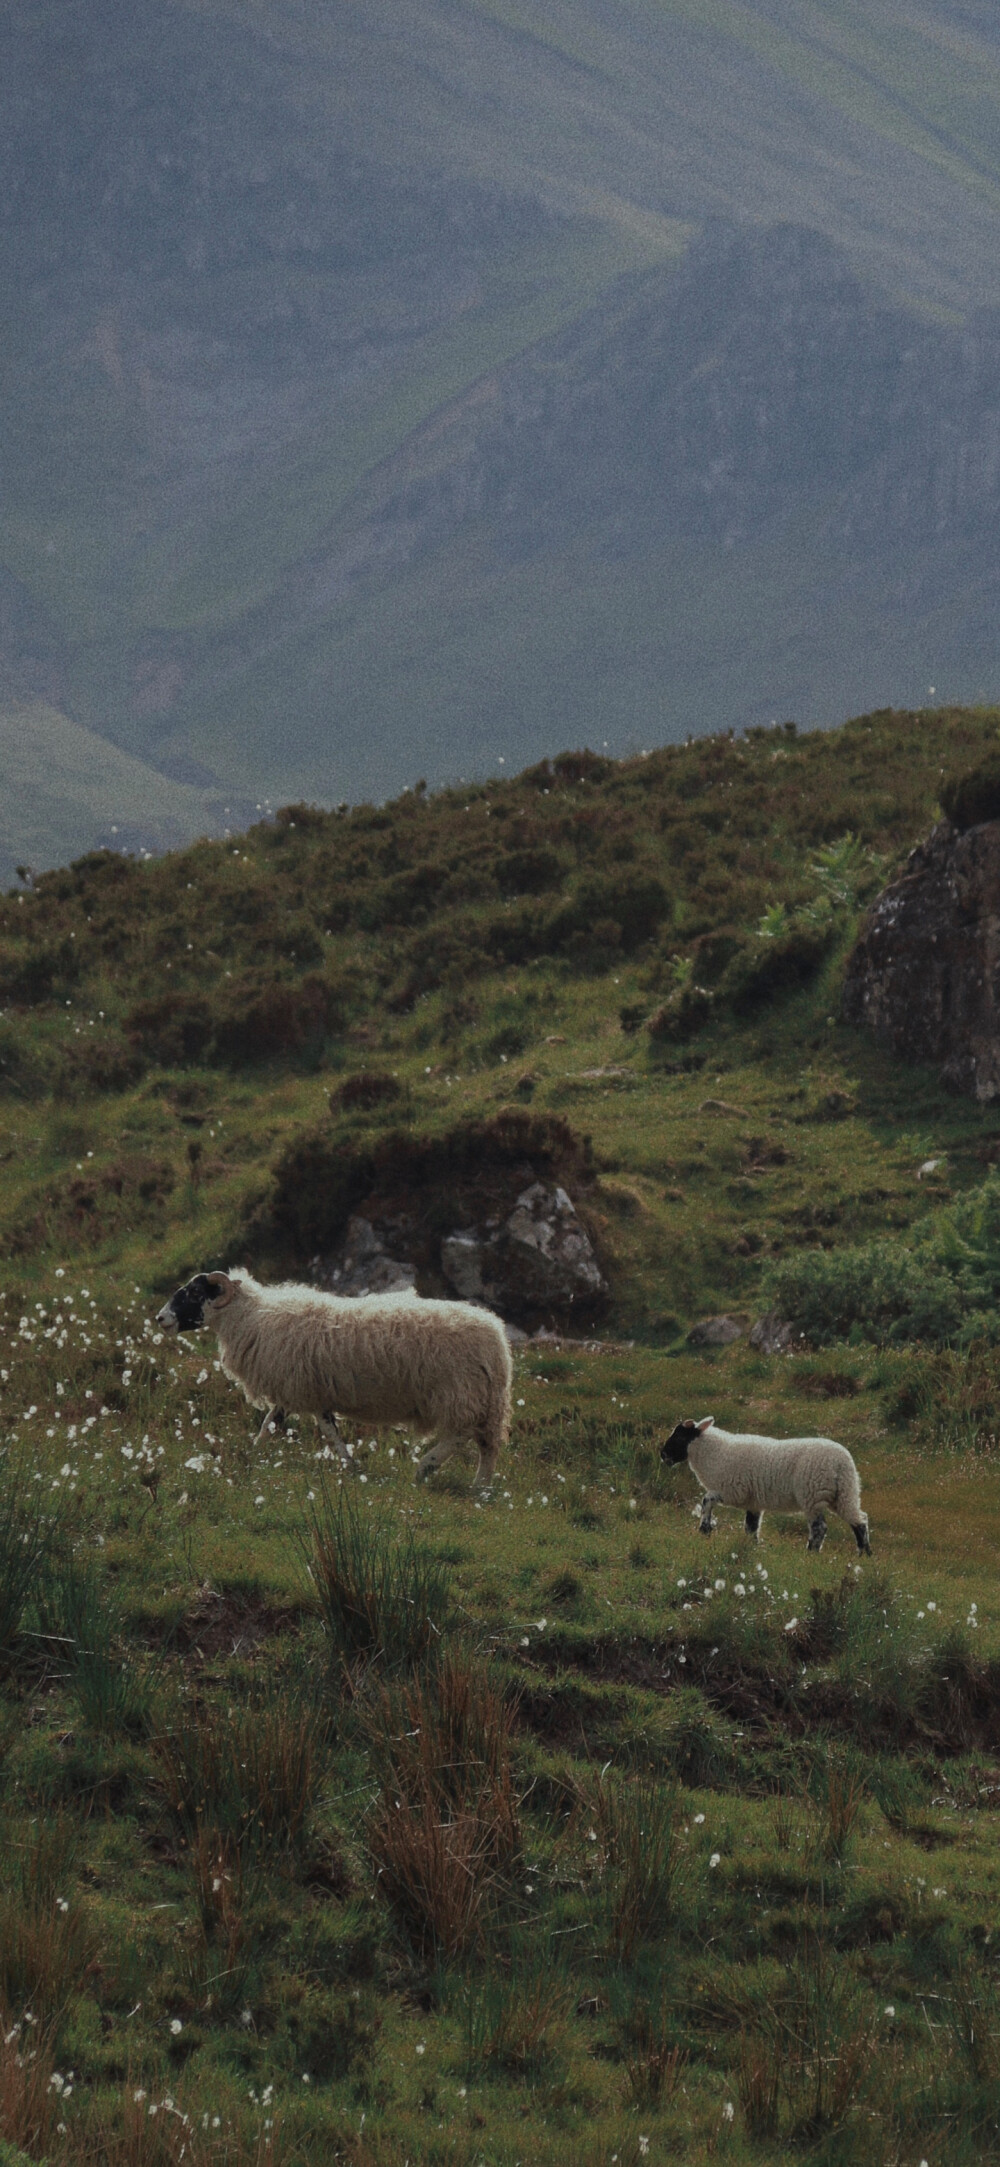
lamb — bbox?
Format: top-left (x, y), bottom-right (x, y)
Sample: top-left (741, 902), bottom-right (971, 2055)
top-left (660, 1415), bottom-right (871, 1552)
top-left (155, 1270), bottom-right (513, 1490)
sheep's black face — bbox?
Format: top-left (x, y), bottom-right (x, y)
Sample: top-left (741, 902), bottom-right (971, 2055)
top-left (156, 1274), bottom-right (219, 1333)
top-left (661, 1419), bottom-right (697, 1465)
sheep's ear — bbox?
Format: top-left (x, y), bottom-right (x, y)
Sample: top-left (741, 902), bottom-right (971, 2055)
top-left (694, 1416), bottom-right (715, 1434)
top-left (205, 1271), bottom-right (236, 1306)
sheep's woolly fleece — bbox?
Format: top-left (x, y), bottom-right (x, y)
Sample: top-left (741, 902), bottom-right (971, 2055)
top-left (161, 1270), bottom-right (512, 1488)
top-left (665, 1417), bottom-right (870, 1550)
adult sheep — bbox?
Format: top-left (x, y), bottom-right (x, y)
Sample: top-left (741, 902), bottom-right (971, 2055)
top-left (155, 1270), bottom-right (512, 1490)
top-left (661, 1415), bottom-right (871, 1553)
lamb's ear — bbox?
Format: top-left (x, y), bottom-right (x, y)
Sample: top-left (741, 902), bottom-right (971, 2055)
top-left (205, 1271), bottom-right (236, 1307)
top-left (694, 1416), bottom-right (715, 1434)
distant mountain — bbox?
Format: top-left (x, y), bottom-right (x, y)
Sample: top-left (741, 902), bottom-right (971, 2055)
top-left (3, 0), bottom-right (1000, 865)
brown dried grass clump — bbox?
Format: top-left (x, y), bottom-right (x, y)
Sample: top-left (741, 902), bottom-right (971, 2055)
top-left (365, 1652), bottom-right (521, 1958)
top-left (0, 2011), bottom-right (59, 2158)
top-left (154, 1692), bottom-right (322, 1858)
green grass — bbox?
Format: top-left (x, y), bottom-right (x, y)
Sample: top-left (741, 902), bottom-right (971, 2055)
top-left (2, 710), bottom-right (1000, 2158)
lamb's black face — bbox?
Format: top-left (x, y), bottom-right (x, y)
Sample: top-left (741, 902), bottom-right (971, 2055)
top-left (156, 1274), bottom-right (219, 1333)
top-left (661, 1419), bottom-right (698, 1465)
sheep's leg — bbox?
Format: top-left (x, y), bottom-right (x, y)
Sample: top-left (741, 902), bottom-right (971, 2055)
top-left (254, 1405), bottom-right (286, 1448)
top-left (415, 1437), bottom-right (461, 1483)
top-left (806, 1512), bottom-right (827, 1552)
top-left (317, 1411), bottom-right (353, 1467)
top-left (473, 1430), bottom-right (499, 1494)
top-left (744, 1509), bottom-right (761, 1540)
top-left (853, 1517), bottom-right (871, 1555)
top-left (699, 1493), bottom-right (720, 1536)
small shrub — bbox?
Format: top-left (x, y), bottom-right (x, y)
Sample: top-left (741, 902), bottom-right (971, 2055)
top-left (719, 920), bottom-right (832, 1012)
top-left (303, 1483), bottom-right (451, 1672)
top-left (765, 1240), bottom-right (962, 1346)
top-left (941, 758), bottom-right (1000, 831)
top-left (333, 1072), bottom-right (402, 1111)
top-left (647, 985), bottom-right (712, 1043)
top-left (125, 992), bottom-right (213, 1065)
top-left (656, 1686), bottom-right (737, 1788)
top-left (211, 972), bottom-right (340, 1064)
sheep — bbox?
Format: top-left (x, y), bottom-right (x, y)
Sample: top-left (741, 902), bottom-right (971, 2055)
top-left (155, 1270), bottom-right (513, 1490)
top-left (660, 1415), bottom-right (871, 1553)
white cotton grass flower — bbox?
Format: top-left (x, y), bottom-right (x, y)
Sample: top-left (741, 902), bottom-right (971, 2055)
top-left (709, 1852), bottom-right (721, 1868)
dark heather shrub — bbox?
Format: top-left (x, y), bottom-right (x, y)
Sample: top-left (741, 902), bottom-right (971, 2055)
top-left (940, 760), bottom-right (1000, 831)
top-left (719, 922), bottom-right (833, 1012)
top-left (211, 973), bottom-right (341, 1063)
top-left (333, 1072), bottom-right (402, 1111)
top-left (126, 992), bottom-right (213, 1065)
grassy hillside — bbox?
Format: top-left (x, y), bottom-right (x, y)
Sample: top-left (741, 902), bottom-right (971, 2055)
top-left (1, 710), bottom-right (1000, 2161)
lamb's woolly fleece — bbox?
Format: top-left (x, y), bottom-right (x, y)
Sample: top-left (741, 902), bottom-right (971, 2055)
top-left (687, 1420), bottom-right (865, 1526)
top-left (215, 1271), bottom-right (512, 1484)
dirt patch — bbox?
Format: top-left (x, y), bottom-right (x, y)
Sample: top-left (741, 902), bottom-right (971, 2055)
top-left (151, 1584), bottom-right (306, 1662)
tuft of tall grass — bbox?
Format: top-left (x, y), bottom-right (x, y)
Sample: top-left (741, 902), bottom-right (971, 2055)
top-left (302, 1482), bottom-right (451, 1673)
top-left (456, 1938), bottom-right (572, 2080)
top-left (807, 1745), bottom-right (869, 1862)
top-left (0, 1815), bottom-right (96, 2028)
top-left (34, 1551), bottom-right (156, 1735)
top-left (0, 2013), bottom-right (58, 2160)
top-left (621, 1995), bottom-right (687, 2108)
top-left (589, 1776), bottom-right (680, 1964)
top-left (365, 1651), bottom-right (521, 1958)
top-left (154, 1688), bottom-right (324, 1859)
top-left (0, 1461), bottom-right (58, 1669)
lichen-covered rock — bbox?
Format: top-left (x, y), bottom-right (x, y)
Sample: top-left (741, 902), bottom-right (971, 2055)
top-left (749, 1312), bottom-right (797, 1354)
top-left (440, 1183), bottom-right (607, 1318)
top-left (319, 1214), bottom-right (417, 1296)
top-left (687, 1314), bottom-right (746, 1348)
top-left (842, 817), bottom-right (1000, 1099)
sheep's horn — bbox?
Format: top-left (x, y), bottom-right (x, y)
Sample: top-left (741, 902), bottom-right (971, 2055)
top-left (205, 1271), bottom-right (236, 1305)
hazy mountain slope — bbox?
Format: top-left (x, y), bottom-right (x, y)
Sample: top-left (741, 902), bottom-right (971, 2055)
top-left (3, 0), bottom-right (1000, 851)
top-left (0, 702), bottom-right (249, 891)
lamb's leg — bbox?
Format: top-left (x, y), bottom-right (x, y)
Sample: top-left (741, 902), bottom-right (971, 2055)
top-left (415, 1437), bottom-right (461, 1483)
top-left (806, 1512), bottom-right (827, 1552)
top-left (744, 1509), bottom-right (762, 1540)
top-left (317, 1411), bottom-right (354, 1467)
top-left (853, 1517), bottom-right (871, 1555)
top-left (254, 1405), bottom-right (286, 1448)
top-left (699, 1492), bottom-right (720, 1535)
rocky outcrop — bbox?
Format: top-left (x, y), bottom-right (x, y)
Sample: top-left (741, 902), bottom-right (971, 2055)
top-left (749, 1313), bottom-right (797, 1355)
top-left (440, 1182), bottom-right (607, 1317)
top-left (686, 1314), bottom-right (746, 1348)
top-left (319, 1215), bottom-right (417, 1296)
top-left (316, 1181), bottom-right (607, 1325)
top-left (842, 817), bottom-right (1000, 1100)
